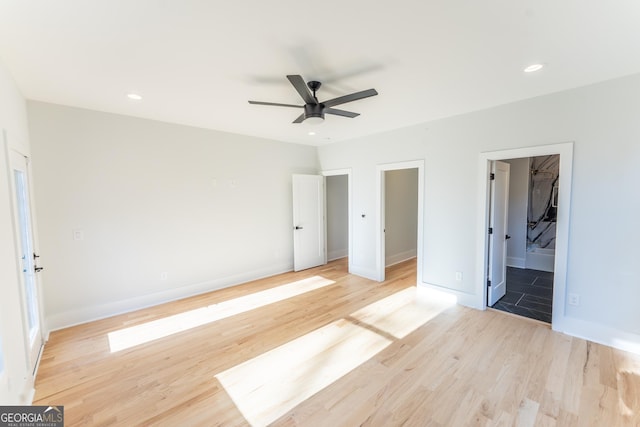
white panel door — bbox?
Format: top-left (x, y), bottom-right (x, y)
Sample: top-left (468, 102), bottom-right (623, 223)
top-left (8, 150), bottom-right (44, 374)
top-left (292, 174), bottom-right (326, 271)
top-left (487, 161), bottom-right (510, 306)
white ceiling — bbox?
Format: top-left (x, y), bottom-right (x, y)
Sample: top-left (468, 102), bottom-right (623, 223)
top-left (1, 1), bottom-right (640, 146)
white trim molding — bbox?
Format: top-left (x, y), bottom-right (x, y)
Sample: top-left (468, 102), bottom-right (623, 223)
top-left (327, 250), bottom-right (348, 262)
top-left (46, 262), bottom-right (293, 331)
top-left (386, 250), bottom-right (417, 267)
top-left (557, 316), bottom-right (640, 356)
top-left (506, 257), bottom-right (526, 269)
top-left (417, 282), bottom-right (481, 310)
top-left (349, 265), bottom-right (379, 282)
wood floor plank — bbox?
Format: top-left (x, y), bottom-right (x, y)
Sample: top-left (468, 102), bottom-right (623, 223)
top-left (33, 258), bottom-right (640, 426)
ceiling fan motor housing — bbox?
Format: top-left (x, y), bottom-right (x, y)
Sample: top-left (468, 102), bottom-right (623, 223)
top-left (304, 103), bottom-right (325, 120)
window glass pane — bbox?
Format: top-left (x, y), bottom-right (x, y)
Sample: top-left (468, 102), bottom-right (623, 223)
top-left (14, 170), bottom-right (39, 339)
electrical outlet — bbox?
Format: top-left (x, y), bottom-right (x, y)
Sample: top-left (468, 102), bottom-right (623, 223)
top-left (568, 293), bottom-right (580, 306)
top-left (455, 271), bottom-right (463, 281)
top-left (160, 272), bottom-right (168, 280)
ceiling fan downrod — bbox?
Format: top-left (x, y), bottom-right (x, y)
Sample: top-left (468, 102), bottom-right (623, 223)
top-left (307, 80), bottom-right (321, 101)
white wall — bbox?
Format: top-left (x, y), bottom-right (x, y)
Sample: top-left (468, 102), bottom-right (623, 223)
top-left (27, 102), bottom-right (319, 329)
top-left (385, 168), bottom-right (418, 266)
top-left (326, 175), bottom-right (348, 261)
top-left (505, 158), bottom-right (528, 268)
top-left (318, 72), bottom-right (640, 351)
top-left (0, 59), bottom-right (34, 404)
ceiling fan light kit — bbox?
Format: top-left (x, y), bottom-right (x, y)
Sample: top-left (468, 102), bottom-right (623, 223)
top-left (249, 75), bottom-right (377, 124)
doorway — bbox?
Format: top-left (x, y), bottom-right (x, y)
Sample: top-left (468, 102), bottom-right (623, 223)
top-left (323, 169), bottom-right (352, 272)
top-left (477, 142), bottom-right (573, 329)
top-left (488, 156), bottom-right (559, 323)
top-left (384, 169), bottom-right (418, 268)
top-left (325, 175), bottom-right (348, 262)
top-left (376, 160), bottom-right (424, 283)
top-left (292, 170), bottom-right (352, 273)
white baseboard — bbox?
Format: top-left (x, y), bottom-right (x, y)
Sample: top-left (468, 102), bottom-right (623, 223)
top-left (506, 257), bottom-right (526, 268)
top-left (385, 249), bottom-right (417, 267)
top-left (350, 264), bottom-right (378, 281)
top-left (555, 316), bottom-right (640, 356)
top-left (525, 253), bottom-right (555, 272)
top-left (46, 262), bottom-right (293, 331)
top-left (415, 282), bottom-right (640, 356)
top-left (23, 388), bottom-right (35, 405)
top-left (327, 249), bottom-right (348, 262)
top-left (419, 281), bottom-right (481, 309)
top-left (416, 285), bottom-right (458, 306)
top-left (21, 379), bottom-right (35, 405)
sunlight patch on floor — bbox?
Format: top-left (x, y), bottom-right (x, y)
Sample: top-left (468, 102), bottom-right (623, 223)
top-left (349, 286), bottom-right (453, 339)
top-left (216, 319), bottom-right (391, 426)
top-left (215, 286), bottom-right (456, 426)
top-left (108, 275), bottom-right (335, 352)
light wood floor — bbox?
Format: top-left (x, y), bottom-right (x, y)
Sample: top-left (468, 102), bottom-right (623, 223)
top-left (34, 259), bottom-right (640, 426)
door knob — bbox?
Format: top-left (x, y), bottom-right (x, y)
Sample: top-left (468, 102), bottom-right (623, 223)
top-left (295, 226), bottom-right (303, 230)
top-left (505, 235), bottom-right (511, 240)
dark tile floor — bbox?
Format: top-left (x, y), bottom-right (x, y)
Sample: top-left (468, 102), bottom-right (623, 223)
top-left (491, 267), bottom-right (554, 323)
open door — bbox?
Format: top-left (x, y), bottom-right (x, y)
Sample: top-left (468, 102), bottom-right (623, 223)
top-left (8, 149), bottom-right (45, 375)
top-left (292, 174), bottom-right (326, 271)
top-left (487, 160), bottom-right (510, 306)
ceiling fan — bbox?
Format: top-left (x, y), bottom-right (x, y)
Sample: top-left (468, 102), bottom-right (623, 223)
top-left (248, 75), bottom-right (378, 124)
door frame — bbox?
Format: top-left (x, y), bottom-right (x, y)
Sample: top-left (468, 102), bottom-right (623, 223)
top-left (476, 142), bottom-right (573, 330)
top-left (376, 160), bottom-right (424, 282)
top-left (322, 169), bottom-right (352, 273)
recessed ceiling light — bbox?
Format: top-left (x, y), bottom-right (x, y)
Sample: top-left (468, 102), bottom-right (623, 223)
top-left (308, 131), bottom-right (316, 136)
top-left (524, 64), bottom-right (544, 73)
top-left (127, 93), bottom-right (142, 100)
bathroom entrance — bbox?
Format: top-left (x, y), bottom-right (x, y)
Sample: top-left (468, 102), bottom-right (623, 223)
top-left (488, 155), bottom-right (559, 323)
top-left (479, 142), bottom-right (573, 328)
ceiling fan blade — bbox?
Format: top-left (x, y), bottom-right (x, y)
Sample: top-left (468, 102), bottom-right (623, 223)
top-left (292, 113), bottom-right (306, 123)
top-left (322, 88), bottom-right (378, 108)
top-left (248, 100), bottom-right (302, 108)
top-left (324, 108), bottom-right (360, 118)
top-left (287, 75), bottom-right (317, 105)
